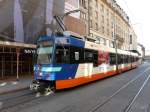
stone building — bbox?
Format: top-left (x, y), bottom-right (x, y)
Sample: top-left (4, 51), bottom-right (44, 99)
top-left (65, 0), bottom-right (138, 50)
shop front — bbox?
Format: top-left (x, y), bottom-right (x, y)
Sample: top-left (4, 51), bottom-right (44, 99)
top-left (0, 41), bottom-right (36, 80)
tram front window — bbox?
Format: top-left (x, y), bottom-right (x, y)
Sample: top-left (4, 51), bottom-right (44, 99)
top-left (37, 41), bottom-right (54, 64)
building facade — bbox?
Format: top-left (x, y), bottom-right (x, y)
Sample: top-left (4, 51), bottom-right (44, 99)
top-left (65, 0), bottom-right (138, 50)
top-left (64, 0), bottom-right (87, 36)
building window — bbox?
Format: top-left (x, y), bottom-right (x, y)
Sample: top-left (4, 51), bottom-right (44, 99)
top-left (89, 6), bottom-right (92, 16)
top-left (80, 0), bottom-right (86, 9)
top-left (90, 33), bottom-right (93, 37)
top-left (102, 26), bottom-right (104, 34)
top-left (101, 4), bottom-right (104, 12)
top-left (110, 41), bottom-right (114, 48)
top-left (95, 23), bottom-right (98, 31)
top-left (112, 32), bottom-right (114, 38)
top-left (111, 21), bottom-right (114, 29)
top-left (100, 37), bottom-right (106, 45)
top-left (106, 9), bottom-right (109, 16)
top-left (107, 29), bottom-right (109, 36)
top-left (90, 20), bottom-right (93, 28)
top-left (107, 18), bottom-right (109, 26)
top-left (95, 0), bottom-right (98, 8)
top-left (102, 15), bottom-right (104, 23)
top-left (95, 11), bottom-right (98, 20)
top-left (80, 12), bottom-right (86, 20)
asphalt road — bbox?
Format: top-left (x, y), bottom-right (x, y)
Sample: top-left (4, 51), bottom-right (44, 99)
top-left (1, 63), bottom-right (150, 112)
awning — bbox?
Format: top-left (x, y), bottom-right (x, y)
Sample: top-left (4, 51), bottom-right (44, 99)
top-left (0, 41), bottom-right (36, 48)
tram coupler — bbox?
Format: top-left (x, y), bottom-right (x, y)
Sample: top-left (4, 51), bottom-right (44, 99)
top-left (30, 80), bottom-right (55, 94)
top-left (30, 80), bottom-right (40, 91)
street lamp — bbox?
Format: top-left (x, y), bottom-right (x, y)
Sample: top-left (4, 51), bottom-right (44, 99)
top-left (129, 34), bottom-right (132, 67)
top-left (114, 35), bottom-right (118, 72)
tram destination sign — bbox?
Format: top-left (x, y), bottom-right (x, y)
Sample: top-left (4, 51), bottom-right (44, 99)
top-left (55, 38), bottom-right (70, 45)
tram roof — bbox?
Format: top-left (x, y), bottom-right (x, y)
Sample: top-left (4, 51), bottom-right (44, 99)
top-left (85, 40), bottom-right (138, 56)
top-left (62, 32), bottom-right (138, 56)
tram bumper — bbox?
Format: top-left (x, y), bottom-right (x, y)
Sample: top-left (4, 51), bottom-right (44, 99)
top-left (30, 80), bottom-right (40, 91)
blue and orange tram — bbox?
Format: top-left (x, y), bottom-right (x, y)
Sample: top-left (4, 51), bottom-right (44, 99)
top-left (30, 31), bottom-right (140, 91)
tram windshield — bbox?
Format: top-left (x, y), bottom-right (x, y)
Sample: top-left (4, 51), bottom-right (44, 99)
top-left (37, 41), bottom-right (54, 64)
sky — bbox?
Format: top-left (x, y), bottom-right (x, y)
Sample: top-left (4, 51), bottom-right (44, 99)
top-left (116, 0), bottom-right (150, 50)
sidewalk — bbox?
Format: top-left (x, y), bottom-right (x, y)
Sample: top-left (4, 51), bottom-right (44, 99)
top-left (0, 76), bottom-right (33, 95)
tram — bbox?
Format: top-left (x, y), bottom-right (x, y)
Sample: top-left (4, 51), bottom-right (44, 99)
top-left (30, 31), bottom-right (140, 92)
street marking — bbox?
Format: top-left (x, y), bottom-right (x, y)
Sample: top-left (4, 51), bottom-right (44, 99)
top-left (0, 82), bottom-right (7, 87)
top-left (11, 81), bottom-right (18, 85)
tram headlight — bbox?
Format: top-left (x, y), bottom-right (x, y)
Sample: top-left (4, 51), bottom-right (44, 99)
top-left (34, 66), bottom-right (36, 71)
top-left (39, 72), bottom-right (42, 76)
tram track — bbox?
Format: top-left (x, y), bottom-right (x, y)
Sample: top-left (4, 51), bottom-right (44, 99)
top-left (0, 88), bottom-right (56, 112)
top-left (0, 90), bottom-right (35, 111)
top-left (0, 89), bottom-right (33, 102)
top-left (124, 71), bottom-right (150, 112)
top-left (1, 64), bottom-right (150, 112)
top-left (88, 67), bottom-right (150, 112)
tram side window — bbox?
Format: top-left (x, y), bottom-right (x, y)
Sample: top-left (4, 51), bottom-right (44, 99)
top-left (132, 56), bottom-right (134, 62)
top-left (70, 46), bottom-right (84, 64)
top-left (84, 50), bottom-right (93, 63)
top-left (118, 54), bottom-right (124, 64)
top-left (118, 54), bottom-right (121, 64)
top-left (55, 46), bottom-right (70, 64)
top-left (135, 57), bottom-right (137, 62)
top-left (93, 51), bottom-right (98, 66)
top-left (121, 55), bottom-right (124, 64)
top-left (84, 49), bottom-right (98, 66)
top-left (110, 53), bottom-right (116, 65)
top-left (136, 57), bottom-right (139, 61)
top-left (128, 55), bottom-right (131, 63)
top-left (124, 55), bottom-right (128, 64)
top-left (130, 56), bottom-right (132, 62)
top-left (126, 55), bottom-right (129, 63)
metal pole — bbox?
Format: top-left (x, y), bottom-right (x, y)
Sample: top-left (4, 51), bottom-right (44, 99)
top-left (29, 57), bottom-right (31, 74)
top-left (1, 46), bottom-right (4, 79)
top-left (129, 34), bottom-right (132, 68)
top-left (113, 13), bottom-right (118, 72)
top-left (16, 48), bottom-right (20, 81)
top-left (87, 0), bottom-right (90, 36)
top-left (11, 54), bottom-right (13, 75)
top-left (1, 56), bottom-right (3, 79)
top-left (115, 37), bottom-right (118, 72)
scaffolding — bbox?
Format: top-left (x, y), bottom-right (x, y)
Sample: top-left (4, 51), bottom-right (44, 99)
top-left (0, 41), bottom-right (36, 80)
